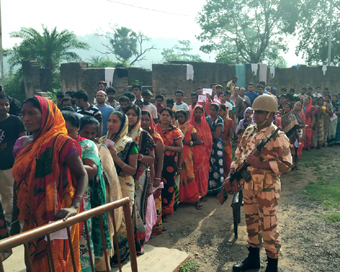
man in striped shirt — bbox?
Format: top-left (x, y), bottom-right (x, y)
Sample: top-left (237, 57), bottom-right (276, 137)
top-left (73, 90), bottom-right (103, 137)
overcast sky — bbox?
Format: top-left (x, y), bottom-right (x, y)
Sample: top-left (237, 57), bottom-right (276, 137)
top-left (2, 0), bottom-right (303, 66)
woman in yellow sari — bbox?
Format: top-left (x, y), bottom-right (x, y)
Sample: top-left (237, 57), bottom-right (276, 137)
top-left (99, 111), bottom-right (138, 265)
top-left (11, 96), bottom-right (88, 272)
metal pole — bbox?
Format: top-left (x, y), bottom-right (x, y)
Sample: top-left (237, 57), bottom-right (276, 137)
top-left (328, 0), bottom-right (333, 66)
top-left (0, 0), bottom-right (4, 86)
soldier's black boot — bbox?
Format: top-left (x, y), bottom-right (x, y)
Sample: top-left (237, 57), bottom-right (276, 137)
top-left (232, 247), bottom-right (260, 271)
top-left (265, 257), bottom-right (278, 272)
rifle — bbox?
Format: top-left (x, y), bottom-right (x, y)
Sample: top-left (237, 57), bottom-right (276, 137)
top-left (217, 127), bottom-right (280, 239)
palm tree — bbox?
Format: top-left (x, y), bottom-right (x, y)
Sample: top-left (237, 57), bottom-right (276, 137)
top-left (7, 25), bottom-right (89, 92)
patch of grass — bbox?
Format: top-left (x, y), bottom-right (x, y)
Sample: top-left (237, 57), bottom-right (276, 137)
top-left (179, 259), bottom-right (200, 272)
top-left (323, 212), bottom-right (340, 222)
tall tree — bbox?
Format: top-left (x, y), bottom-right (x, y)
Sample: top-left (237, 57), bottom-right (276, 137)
top-left (295, 0), bottom-right (340, 65)
top-left (197, 0), bottom-right (298, 63)
top-left (161, 40), bottom-right (202, 62)
top-left (7, 26), bottom-right (89, 92)
top-left (100, 26), bottom-right (155, 66)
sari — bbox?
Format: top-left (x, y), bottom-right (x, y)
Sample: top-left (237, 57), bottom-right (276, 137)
top-left (304, 97), bottom-right (315, 149)
top-left (142, 112), bottom-right (164, 235)
top-left (178, 122), bottom-right (199, 203)
top-left (76, 136), bottom-right (111, 272)
top-left (324, 101), bottom-right (333, 144)
top-left (328, 102), bottom-right (338, 145)
top-left (314, 106), bottom-right (325, 147)
top-left (0, 202), bottom-right (11, 262)
top-left (12, 96), bottom-right (81, 272)
top-left (281, 110), bottom-right (300, 156)
top-left (155, 123), bottom-right (182, 216)
top-left (221, 113), bottom-right (234, 178)
top-left (99, 114), bottom-right (138, 263)
top-left (292, 110), bottom-right (306, 159)
top-left (128, 114), bottom-right (155, 254)
top-left (206, 115), bottom-right (224, 195)
top-left (188, 106), bottom-right (212, 198)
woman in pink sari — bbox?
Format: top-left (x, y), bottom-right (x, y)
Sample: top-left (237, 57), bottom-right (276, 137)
top-left (188, 105), bottom-right (213, 201)
top-left (303, 96), bottom-right (315, 150)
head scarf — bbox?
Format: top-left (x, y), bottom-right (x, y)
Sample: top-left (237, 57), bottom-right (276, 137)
top-left (127, 106), bottom-right (142, 142)
top-left (235, 107), bottom-right (254, 135)
top-left (100, 113), bottom-right (132, 154)
top-left (13, 96), bottom-right (68, 185)
top-left (142, 111), bottom-right (163, 145)
top-left (189, 105), bottom-right (213, 150)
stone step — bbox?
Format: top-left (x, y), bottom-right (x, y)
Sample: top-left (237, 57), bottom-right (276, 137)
top-left (112, 245), bottom-right (189, 272)
top-left (2, 245), bottom-right (189, 272)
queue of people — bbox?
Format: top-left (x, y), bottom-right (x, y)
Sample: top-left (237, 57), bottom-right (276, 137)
top-left (0, 79), bottom-right (339, 272)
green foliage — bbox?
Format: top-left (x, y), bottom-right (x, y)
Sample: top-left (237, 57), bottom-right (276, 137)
top-left (295, 0), bottom-right (340, 65)
top-left (100, 27), bottom-right (155, 66)
top-left (197, 0), bottom-right (298, 63)
top-left (88, 56), bottom-right (116, 68)
top-left (6, 25), bottom-right (89, 92)
top-left (161, 40), bottom-right (202, 62)
top-left (179, 259), bottom-right (200, 272)
top-left (3, 69), bottom-right (26, 102)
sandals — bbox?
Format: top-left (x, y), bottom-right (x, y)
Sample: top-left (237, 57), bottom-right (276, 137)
top-left (196, 201), bottom-right (203, 210)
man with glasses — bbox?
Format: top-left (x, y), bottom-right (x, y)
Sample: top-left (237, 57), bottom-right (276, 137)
top-left (224, 95), bottom-right (292, 272)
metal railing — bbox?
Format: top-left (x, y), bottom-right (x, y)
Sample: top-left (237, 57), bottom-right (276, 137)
top-left (0, 197), bottom-right (138, 272)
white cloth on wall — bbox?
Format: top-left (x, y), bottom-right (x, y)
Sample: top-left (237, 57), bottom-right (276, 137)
top-left (251, 63), bottom-right (258, 75)
top-left (259, 63), bottom-right (267, 83)
top-left (186, 64), bottom-right (194, 80)
top-left (270, 67), bottom-right (275, 78)
top-left (105, 68), bottom-right (115, 86)
top-left (322, 65), bottom-right (327, 76)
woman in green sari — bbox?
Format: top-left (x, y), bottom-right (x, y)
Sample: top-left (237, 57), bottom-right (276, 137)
top-left (63, 111), bottom-right (111, 272)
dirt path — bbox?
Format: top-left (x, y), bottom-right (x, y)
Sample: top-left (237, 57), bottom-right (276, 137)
top-left (148, 146), bottom-right (340, 272)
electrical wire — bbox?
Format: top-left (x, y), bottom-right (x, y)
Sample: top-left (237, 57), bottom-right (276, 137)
top-left (107, 0), bottom-right (195, 18)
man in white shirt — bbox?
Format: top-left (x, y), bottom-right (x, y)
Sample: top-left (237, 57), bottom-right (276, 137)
top-left (174, 90), bottom-right (189, 112)
top-left (142, 90), bottom-right (158, 122)
top-left (131, 85), bottom-right (143, 102)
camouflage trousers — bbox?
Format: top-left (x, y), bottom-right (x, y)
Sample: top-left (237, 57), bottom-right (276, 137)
top-left (243, 189), bottom-right (281, 259)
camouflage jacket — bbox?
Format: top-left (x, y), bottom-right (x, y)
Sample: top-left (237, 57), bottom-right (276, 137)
top-left (231, 123), bottom-right (292, 192)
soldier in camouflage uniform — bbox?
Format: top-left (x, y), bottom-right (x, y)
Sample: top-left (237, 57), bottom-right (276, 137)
top-left (224, 95), bottom-right (292, 272)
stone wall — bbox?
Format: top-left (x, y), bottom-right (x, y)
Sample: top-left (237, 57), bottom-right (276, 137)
top-left (60, 63), bottom-right (128, 100)
top-left (152, 64), bottom-right (193, 102)
top-left (127, 67), bottom-right (152, 86)
top-left (22, 60), bottom-right (42, 98)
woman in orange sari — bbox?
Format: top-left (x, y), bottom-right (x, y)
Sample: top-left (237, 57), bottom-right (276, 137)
top-left (188, 105), bottom-right (213, 201)
top-left (218, 105), bottom-right (234, 178)
top-left (176, 110), bottom-right (204, 209)
top-left (11, 96), bottom-right (88, 272)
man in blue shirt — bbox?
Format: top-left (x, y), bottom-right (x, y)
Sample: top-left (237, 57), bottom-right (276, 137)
top-left (245, 83), bottom-right (259, 105)
top-left (95, 91), bottom-right (114, 136)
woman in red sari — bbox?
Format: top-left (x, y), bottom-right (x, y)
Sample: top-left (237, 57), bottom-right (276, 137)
top-left (218, 105), bottom-right (234, 178)
top-left (188, 105), bottom-right (213, 200)
top-left (293, 101), bottom-right (306, 164)
top-left (176, 110), bottom-right (204, 209)
top-left (303, 96), bottom-right (315, 150)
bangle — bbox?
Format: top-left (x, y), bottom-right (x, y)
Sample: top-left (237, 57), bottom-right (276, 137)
top-left (177, 167), bottom-right (182, 170)
top-left (122, 163), bottom-right (127, 169)
top-left (74, 195), bottom-right (83, 201)
top-left (155, 177), bottom-right (162, 180)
